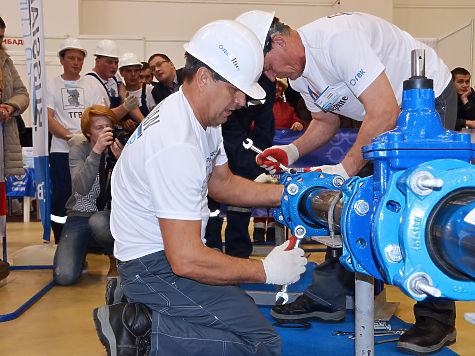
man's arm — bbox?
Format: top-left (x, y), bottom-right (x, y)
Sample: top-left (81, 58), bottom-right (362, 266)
top-left (340, 72), bottom-right (400, 176)
top-left (47, 108), bottom-right (71, 139)
top-left (207, 162), bottom-right (283, 208)
top-left (160, 217), bottom-right (267, 284)
top-left (292, 110), bottom-right (340, 158)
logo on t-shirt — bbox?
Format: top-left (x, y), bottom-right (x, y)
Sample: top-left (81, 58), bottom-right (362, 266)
top-left (307, 85), bottom-right (348, 112)
top-left (330, 96), bottom-right (349, 111)
top-left (61, 87), bottom-right (85, 110)
top-left (128, 108), bottom-right (161, 145)
top-left (349, 69), bottom-right (366, 87)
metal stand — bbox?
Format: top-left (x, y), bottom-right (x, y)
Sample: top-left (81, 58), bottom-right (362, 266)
top-left (355, 272), bottom-right (374, 356)
top-left (0, 123), bottom-right (55, 323)
top-left (0, 279), bottom-right (55, 322)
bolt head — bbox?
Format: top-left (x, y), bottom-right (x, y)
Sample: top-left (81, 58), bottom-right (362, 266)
top-left (333, 176), bottom-right (345, 187)
top-left (287, 183), bottom-right (299, 195)
top-left (384, 244), bottom-right (402, 263)
top-left (354, 200), bottom-right (370, 216)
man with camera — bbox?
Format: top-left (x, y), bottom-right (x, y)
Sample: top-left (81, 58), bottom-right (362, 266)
top-left (53, 105), bottom-right (124, 286)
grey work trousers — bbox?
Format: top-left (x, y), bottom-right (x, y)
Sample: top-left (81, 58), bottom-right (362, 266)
top-left (118, 250), bottom-right (281, 356)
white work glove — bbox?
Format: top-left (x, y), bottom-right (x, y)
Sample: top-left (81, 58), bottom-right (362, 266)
top-left (123, 95), bottom-right (139, 112)
top-left (254, 173), bottom-right (279, 184)
top-left (261, 240), bottom-right (307, 285)
top-left (304, 163), bottom-right (350, 180)
top-left (66, 133), bottom-right (87, 147)
top-left (255, 144), bottom-right (299, 175)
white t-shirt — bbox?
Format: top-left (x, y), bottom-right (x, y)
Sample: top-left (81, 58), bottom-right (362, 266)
top-left (111, 88), bottom-right (228, 261)
top-left (127, 84), bottom-right (156, 112)
top-left (81, 71), bottom-right (122, 107)
top-left (290, 12), bottom-right (452, 121)
top-left (46, 75), bottom-right (104, 153)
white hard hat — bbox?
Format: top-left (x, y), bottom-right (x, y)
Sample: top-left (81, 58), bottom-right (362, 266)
top-left (95, 39), bottom-right (119, 58)
top-left (57, 37), bottom-right (87, 57)
top-left (235, 10), bottom-right (275, 48)
top-left (184, 20), bottom-right (265, 100)
top-left (119, 52), bottom-right (141, 68)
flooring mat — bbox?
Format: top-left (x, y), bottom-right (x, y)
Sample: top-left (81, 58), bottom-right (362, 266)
top-left (258, 306), bottom-right (458, 356)
top-left (243, 263), bottom-right (458, 355)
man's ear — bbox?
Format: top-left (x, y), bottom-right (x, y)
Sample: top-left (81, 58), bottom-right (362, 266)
top-left (272, 35), bottom-right (286, 50)
top-left (196, 66), bottom-right (210, 89)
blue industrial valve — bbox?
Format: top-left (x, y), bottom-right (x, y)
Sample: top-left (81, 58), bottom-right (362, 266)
top-left (274, 49), bottom-right (475, 301)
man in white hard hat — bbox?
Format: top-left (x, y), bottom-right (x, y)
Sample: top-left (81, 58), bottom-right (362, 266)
top-left (237, 10), bottom-right (457, 355)
top-left (83, 39), bottom-right (142, 122)
top-left (119, 52), bottom-right (156, 131)
top-left (47, 38), bottom-right (107, 242)
top-left (93, 20), bottom-right (307, 356)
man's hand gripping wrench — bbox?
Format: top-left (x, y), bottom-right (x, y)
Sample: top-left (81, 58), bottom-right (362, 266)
top-left (275, 225), bottom-right (307, 305)
top-left (242, 138), bottom-right (293, 174)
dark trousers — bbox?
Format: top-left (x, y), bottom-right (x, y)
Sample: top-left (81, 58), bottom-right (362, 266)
top-left (50, 152), bottom-right (71, 242)
top-left (118, 250), bottom-right (281, 356)
top-left (204, 198), bottom-right (253, 259)
top-left (204, 197), bottom-right (224, 251)
top-left (225, 208), bottom-right (253, 258)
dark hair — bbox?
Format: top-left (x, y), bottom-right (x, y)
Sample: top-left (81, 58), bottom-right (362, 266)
top-left (0, 17), bottom-right (6, 30)
top-left (182, 52), bottom-right (229, 84)
top-left (140, 62), bottom-right (150, 71)
top-left (451, 67), bottom-right (470, 81)
top-left (148, 53), bottom-right (171, 64)
top-left (263, 17), bottom-right (290, 55)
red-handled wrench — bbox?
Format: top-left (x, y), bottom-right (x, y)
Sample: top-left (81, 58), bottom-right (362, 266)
top-left (275, 226), bottom-right (306, 305)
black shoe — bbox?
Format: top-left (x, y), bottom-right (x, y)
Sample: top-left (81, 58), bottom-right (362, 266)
top-left (253, 227), bottom-right (266, 242)
top-left (0, 261), bottom-right (10, 281)
top-left (271, 294), bottom-right (345, 323)
top-left (397, 318), bottom-right (456, 355)
top-left (93, 303), bottom-right (152, 356)
top-left (105, 277), bottom-right (127, 305)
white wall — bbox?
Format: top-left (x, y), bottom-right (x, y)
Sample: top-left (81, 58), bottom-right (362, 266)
top-left (394, 0), bottom-right (475, 75)
top-left (2, 0), bottom-right (475, 126)
top-left (78, 0), bottom-right (338, 66)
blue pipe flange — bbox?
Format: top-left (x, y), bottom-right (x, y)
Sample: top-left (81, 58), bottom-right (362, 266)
top-left (372, 159), bottom-right (475, 301)
top-left (339, 176), bottom-right (386, 280)
top-left (274, 171), bottom-right (346, 237)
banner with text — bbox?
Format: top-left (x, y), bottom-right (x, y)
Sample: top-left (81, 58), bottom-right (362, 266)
top-left (19, 0), bottom-right (51, 241)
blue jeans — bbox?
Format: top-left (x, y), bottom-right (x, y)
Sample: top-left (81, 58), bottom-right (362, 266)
top-left (53, 212), bottom-right (114, 286)
top-left (118, 250), bottom-right (281, 356)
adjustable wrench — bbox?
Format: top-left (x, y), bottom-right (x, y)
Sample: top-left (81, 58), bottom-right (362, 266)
top-left (242, 138), bottom-right (293, 174)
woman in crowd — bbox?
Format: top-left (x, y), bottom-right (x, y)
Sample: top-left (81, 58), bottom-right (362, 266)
top-left (0, 16), bottom-right (29, 176)
top-left (0, 16), bottom-right (30, 282)
top-left (53, 105), bottom-right (122, 285)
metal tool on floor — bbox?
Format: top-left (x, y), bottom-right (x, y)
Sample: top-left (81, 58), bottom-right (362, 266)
top-left (333, 328), bottom-right (407, 337)
top-left (242, 138), bottom-right (293, 174)
top-left (374, 337), bottom-right (399, 344)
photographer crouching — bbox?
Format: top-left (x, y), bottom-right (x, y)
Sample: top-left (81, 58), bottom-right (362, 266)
top-left (53, 105), bottom-right (124, 286)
